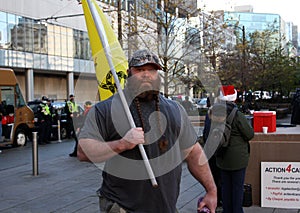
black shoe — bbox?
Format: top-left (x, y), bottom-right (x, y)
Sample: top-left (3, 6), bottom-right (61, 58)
top-left (69, 152), bottom-right (77, 157)
top-left (38, 142), bottom-right (46, 145)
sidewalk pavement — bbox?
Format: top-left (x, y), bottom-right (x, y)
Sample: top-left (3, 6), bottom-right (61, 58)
top-left (0, 138), bottom-right (299, 212)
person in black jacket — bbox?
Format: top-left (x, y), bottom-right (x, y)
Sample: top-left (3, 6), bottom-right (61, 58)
top-left (69, 100), bottom-right (92, 157)
top-left (66, 94), bottom-right (80, 157)
top-left (37, 96), bottom-right (52, 145)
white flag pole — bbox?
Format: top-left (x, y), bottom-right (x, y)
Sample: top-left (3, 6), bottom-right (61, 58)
top-left (86, 0), bottom-right (158, 187)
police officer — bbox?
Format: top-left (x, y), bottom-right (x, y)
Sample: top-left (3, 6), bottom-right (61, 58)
top-left (37, 96), bottom-right (52, 145)
top-left (46, 98), bottom-right (54, 141)
top-left (69, 100), bottom-right (92, 157)
top-left (65, 94), bottom-right (80, 156)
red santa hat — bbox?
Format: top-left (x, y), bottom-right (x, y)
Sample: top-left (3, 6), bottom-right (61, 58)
top-left (219, 85), bottom-right (237, 102)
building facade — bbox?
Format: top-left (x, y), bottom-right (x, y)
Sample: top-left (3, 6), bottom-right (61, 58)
top-left (0, 0), bottom-right (98, 105)
top-left (0, 0), bottom-right (198, 104)
top-left (224, 11), bottom-right (282, 38)
top-left (224, 11), bottom-right (298, 56)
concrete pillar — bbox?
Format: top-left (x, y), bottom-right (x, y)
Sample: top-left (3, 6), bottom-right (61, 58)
top-left (67, 72), bottom-right (74, 97)
top-left (189, 88), bottom-right (193, 98)
top-left (26, 68), bottom-right (34, 101)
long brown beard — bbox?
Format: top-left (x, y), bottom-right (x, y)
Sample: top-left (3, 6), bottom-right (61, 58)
top-left (126, 72), bottom-right (161, 100)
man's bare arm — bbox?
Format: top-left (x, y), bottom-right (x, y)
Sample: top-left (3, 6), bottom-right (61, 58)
top-left (184, 143), bottom-right (217, 213)
top-left (77, 127), bottom-right (145, 162)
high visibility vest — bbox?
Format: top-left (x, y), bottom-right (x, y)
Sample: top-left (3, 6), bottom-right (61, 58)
top-left (40, 103), bottom-right (51, 115)
top-left (67, 101), bottom-right (78, 113)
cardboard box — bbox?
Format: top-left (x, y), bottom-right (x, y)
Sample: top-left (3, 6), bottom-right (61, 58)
top-left (253, 111), bottom-right (276, 133)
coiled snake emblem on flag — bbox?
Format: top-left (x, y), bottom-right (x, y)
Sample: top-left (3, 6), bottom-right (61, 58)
top-left (99, 71), bottom-right (127, 94)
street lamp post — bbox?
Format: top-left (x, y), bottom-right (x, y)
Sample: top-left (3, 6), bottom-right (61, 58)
top-left (227, 24), bottom-right (246, 94)
top-left (241, 25), bottom-right (246, 93)
top-left (237, 25), bottom-right (246, 93)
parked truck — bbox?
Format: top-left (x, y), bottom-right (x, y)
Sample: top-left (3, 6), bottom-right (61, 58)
top-left (0, 68), bottom-right (35, 147)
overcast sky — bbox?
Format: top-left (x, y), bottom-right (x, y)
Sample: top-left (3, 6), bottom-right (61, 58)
top-left (199, 0), bottom-right (300, 28)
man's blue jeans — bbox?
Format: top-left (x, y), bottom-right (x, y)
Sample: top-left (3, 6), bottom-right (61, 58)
top-left (220, 168), bottom-right (246, 213)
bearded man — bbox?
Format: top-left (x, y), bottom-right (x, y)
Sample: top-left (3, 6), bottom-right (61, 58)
top-left (78, 49), bottom-right (217, 213)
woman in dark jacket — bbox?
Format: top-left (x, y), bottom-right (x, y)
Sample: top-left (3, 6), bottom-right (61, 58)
top-left (216, 85), bottom-right (254, 213)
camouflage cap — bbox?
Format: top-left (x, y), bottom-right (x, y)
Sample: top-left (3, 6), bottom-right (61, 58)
top-left (128, 49), bottom-right (162, 70)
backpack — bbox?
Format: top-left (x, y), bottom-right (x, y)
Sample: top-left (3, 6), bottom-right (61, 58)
top-left (203, 104), bottom-right (237, 159)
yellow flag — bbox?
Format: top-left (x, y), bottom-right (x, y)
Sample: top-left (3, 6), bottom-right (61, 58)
top-left (82, 0), bottom-right (127, 100)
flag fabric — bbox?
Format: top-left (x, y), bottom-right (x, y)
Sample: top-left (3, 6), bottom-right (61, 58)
top-left (81, 0), bottom-right (157, 186)
top-left (82, 0), bottom-right (127, 100)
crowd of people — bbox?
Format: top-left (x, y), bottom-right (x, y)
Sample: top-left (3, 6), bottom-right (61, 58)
top-left (68, 97), bottom-right (93, 157)
top-left (35, 94), bottom-right (93, 156)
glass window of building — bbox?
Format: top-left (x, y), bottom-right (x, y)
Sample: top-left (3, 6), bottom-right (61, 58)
top-left (33, 21), bottom-right (41, 53)
top-left (79, 31), bottom-right (85, 59)
top-left (54, 25), bottom-right (62, 57)
top-left (14, 19), bottom-right (25, 51)
top-left (23, 17), bottom-right (34, 52)
top-left (72, 30), bottom-right (90, 60)
top-left (0, 11), bottom-right (7, 48)
top-left (111, 0), bottom-right (117, 6)
top-left (67, 28), bottom-right (73, 58)
top-left (40, 22), bottom-right (48, 54)
top-left (61, 26), bottom-right (68, 57)
top-left (32, 20), bottom-right (48, 54)
top-left (0, 11), bottom-right (93, 73)
top-left (7, 13), bottom-right (16, 25)
top-left (7, 13), bottom-right (17, 50)
top-left (82, 32), bottom-right (90, 60)
top-left (73, 29), bottom-right (80, 59)
top-left (48, 24), bottom-right (55, 55)
top-left (0, 11), bottom-right (6, 22)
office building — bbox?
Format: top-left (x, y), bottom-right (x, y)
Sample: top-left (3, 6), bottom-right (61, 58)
top-left (0, 0), bottom-right (202, 103)
top-left (0, 0), bottom-right (97, 104)
top-left (224, 10), bottom-right (298, 56)
top-left (0, 0), bottom-right (199, 103)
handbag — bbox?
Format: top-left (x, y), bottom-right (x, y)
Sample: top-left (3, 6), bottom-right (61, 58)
top-left (243, 183), bottom-right (253, 207)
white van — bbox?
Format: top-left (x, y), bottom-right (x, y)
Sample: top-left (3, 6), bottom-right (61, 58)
top-left (253, 91), bottom-right (271, 100)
